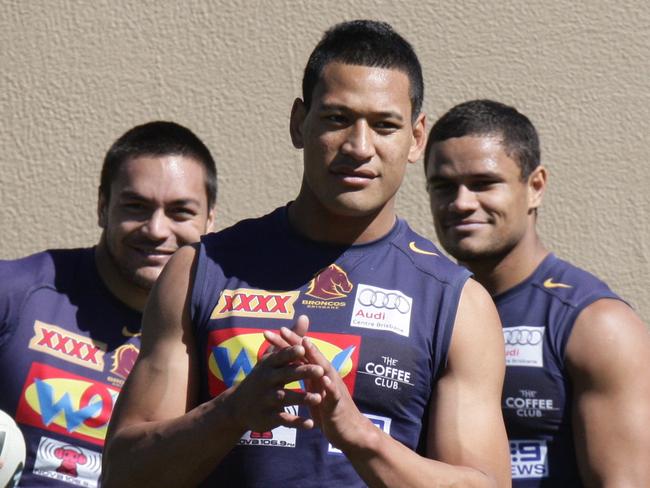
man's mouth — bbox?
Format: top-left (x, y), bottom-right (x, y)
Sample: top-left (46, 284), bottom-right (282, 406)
top-left (445, 219), bottom-right (488, 231)
top-left (330, 165), bottom-right (377, 186)
top-left (130, 246), bottom-right (176, 263)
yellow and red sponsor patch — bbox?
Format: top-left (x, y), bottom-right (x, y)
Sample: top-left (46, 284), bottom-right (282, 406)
top-left (206, 328), bottom-right (360, 397)
top-left (210, 289), bottom-right (300, 320)
top-left (28, 321), bottom-right (107, 372)
top-left (15, 363), bottom-right (119, 446)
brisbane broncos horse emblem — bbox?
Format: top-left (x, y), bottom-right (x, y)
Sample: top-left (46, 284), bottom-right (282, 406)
top-left (306, 264), bottom-right (353, 300)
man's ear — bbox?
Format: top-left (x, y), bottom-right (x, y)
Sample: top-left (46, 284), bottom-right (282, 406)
top-left (289, 98), bottom-right (307, 149)
top-left (407, 113), bottom-right (427, 164)
top-left (97, 189), bottom-right (108, 228)
top-left (205, 206), bottom-right (217, 233)
top-left (527, 165), bottom-right (548, 211)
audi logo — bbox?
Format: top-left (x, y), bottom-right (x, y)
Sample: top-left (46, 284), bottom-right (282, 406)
top-left (357, 288), bottom-right (410, 314)
top-left (503, 328), bottom-right (543, 345)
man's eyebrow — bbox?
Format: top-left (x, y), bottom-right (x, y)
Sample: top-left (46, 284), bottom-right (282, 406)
top-left (118, 190), bottom-right (201, 206)
top-left (429, 170), bottom-right (504, 180)
top-left (318, 103), bottom-right (405, 122)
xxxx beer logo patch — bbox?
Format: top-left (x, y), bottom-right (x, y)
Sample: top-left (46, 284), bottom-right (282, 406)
top-left (29, 320), bottom-right (107, 372)
top-left (210, 288), bottom-right (299, 320)
top-left (206, 328), bottom-right (361, 397)
top-left (16, 363), bottom-right (119, 446)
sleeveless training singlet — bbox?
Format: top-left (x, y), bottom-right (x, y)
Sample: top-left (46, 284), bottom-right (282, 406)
top-left (496, 253), bottom-right (621, 487)
top-left (191, 206), bottom-right (471, 487)
top-left (0, 249), bottom-right (142, 487)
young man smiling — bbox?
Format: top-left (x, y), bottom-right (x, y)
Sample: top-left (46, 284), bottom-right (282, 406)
top-left (425, 99), bottom-right (650, 487)
top-left (0, 121), bottom-right (217, 487)
top-left (104, 22), bottom-right (510, 487)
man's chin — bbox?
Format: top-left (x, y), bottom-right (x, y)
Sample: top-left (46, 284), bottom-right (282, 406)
top-left (439, 238), bottom-right (492, 263)
top-left (446, 242), bottom-right (511, 264)
top-left (124, 266), bottom-right (163, 291)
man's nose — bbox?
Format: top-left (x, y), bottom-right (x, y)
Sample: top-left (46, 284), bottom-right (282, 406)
top-left (341, 120), bottom-right (375, 161)
top-left (141, 209), bottom-right (171, 240)
top-left (449, 185), bottom-right (479, 212)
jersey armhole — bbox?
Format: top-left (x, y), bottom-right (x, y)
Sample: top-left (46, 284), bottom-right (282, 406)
top-left (433, 272), bottom-right (472, 382)
top-left (190, 241), bottom-right (210, 333)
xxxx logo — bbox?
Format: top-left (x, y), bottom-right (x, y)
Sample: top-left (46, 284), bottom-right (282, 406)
top-left (206, 328), bottom-right (361, 397)
top-left (29, 321), bottom-right (106, 371)
top-left (16, 363), bottom-right (120, 446)
top-left (210, 288), bottom-right (299, 320)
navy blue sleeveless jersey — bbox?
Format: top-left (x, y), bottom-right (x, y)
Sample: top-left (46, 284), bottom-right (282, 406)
top-left (191, 206), bottom-right (471, 487)
top-left (0, 248), bottom-right (142, 487)
top-left (496, 253), bottom-right (621, 486)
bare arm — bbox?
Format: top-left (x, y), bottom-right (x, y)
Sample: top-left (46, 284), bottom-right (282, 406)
top-left (102, 246), bottom-right (324, 487)
top-left (566, 298), bottom-right (650, 487)
top-left (269, 279), bottom-right (511, 487)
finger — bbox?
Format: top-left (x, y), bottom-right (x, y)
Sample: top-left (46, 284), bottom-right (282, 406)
top-left (278, 411), bottom-right (315, 430)
top-left (275, 389), bottom-right (322, 407)
top-left (291, 314), bottom-right (309, 338)
top-left (302, 339), bottom-right (342, 401)
top-left (263, 343), bottom-right (306, 367)
top-left (263, 329), bottom-right (291, 353)
top-left (273, 363), bottom-right (324, 387)
top-left (302, 337), bottom-right (333, 373)
top-left (277, 314), bottom-right (310, 347)
top-left (263, 314), bottom-right (310, 355)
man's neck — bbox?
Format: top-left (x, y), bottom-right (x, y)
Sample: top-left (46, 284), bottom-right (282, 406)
top-left (462, 232), bottom-right (549, 296)
top-left (94, 242), bottom-right (148, 312)
top-left (288, 189), bottom-right (397, 245)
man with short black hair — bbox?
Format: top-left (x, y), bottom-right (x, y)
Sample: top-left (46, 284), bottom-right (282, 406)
top-left (0, 121), bottom-right (217, 486)
top-left (425, 99), bottom-right (650, 487)
top-left (104, 21), bottom-right (510, 488)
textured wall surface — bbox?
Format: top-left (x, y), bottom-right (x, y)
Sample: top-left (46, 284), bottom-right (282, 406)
top-left (1, 0), bottom-right (648, 322)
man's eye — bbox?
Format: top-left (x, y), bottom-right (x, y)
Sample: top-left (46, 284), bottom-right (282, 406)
top-left (123, 203), bottom-right (145, 212)
top-left (324, 114), bottom-right (347, 124)
top-left (469, 181), bottom-right (497, 191)
top-left (427, 181), bottom-right (454, 193)
top-left (374, 122), bottom-right (399, 132)
top-left (170, 208), bottom-right (197, 220)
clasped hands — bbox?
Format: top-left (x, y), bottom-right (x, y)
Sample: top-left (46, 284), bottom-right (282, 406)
top-left (227, 315), bottom-right (373, 451)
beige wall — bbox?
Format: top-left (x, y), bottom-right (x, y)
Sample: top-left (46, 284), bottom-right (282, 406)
top-left (1, 0), bottom-right (648, 322)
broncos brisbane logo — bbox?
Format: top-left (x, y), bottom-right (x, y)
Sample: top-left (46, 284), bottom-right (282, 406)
top-left (305, 264), bottom-right (353, 300)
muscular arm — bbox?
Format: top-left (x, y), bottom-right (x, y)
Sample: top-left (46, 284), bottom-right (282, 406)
top-left (102, 246), bottom-right (324, 487)
top-left (566, 298), bottom-right (650, 487)
top-left (285, 279), bottom-right (511, 487)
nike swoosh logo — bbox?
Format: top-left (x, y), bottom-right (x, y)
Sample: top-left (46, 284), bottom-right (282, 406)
top-left (543, 278), bottom-right (572, 289)
top-left (122, 326), bottom-right (142, 338)
top-left (409, 241), bottom-right (438, 256)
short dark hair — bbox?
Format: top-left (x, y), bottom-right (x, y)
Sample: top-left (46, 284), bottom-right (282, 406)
top-left (100, 121), bottom-right (218, 208)
top-left (425, 99), bottom-right (540, 179)
top-left (302, 20), bottom-right (424, 120)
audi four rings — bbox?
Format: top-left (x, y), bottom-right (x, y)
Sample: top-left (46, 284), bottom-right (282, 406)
top-left (503, 328), bottom-right (544, 345)
top-left (357, 288), bottom-right (411, 314)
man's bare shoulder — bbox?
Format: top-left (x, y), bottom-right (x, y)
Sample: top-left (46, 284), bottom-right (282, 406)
top-left (446, 278), bottom-right (504, 371)
top-left (566, 298), bottom-right (650, 376)
top-left (139, 244), bottom-right (200, 351)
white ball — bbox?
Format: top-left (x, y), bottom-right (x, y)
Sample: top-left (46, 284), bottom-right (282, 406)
top-left (0, 409), bottom-right (25, 488)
